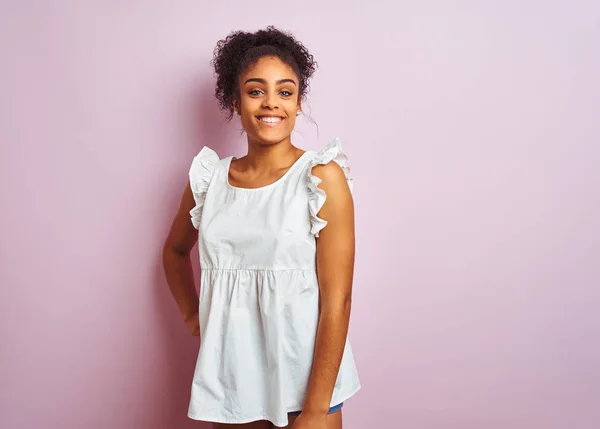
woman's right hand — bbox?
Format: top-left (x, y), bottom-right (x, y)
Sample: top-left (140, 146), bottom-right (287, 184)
top-left (184, 312), bottom-right (200, 336)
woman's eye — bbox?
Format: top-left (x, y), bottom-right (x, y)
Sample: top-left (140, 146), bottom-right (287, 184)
top-left (247, 89), bottom-right (293, 97)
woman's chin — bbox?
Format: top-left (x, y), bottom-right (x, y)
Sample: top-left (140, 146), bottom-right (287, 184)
top-left (252, 130), bottom-right (292, 145)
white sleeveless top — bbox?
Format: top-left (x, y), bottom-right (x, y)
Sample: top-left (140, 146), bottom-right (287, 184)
top-left (186, 139), bottom-right (361, 427)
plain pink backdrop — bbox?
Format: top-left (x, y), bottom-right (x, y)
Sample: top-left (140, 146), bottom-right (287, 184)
top-left (1, 1), bottom-right (599, 428)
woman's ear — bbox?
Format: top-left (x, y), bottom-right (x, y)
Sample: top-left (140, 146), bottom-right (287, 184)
top-left (232, 99), bottom-right (240, 116)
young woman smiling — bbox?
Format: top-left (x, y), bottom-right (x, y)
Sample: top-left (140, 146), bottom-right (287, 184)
top-left (163, 26), bottom-right (360, 429)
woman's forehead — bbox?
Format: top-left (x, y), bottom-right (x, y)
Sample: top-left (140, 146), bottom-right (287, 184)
top-left (241, 57), bottom-right (298, 82)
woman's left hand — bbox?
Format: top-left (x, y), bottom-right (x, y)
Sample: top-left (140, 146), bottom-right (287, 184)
top-left (291, 411), bottom-right (328, 429)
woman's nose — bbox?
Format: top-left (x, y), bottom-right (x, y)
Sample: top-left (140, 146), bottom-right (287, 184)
top-left (262, 93), bottom-right (279, 109)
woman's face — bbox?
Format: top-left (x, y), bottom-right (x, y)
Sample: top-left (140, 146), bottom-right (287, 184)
top-left (236, 56), bottom-right (301, 146)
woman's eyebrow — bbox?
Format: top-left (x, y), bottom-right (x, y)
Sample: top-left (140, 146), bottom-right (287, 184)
top-left (244, 78), bottom-right (297, 86)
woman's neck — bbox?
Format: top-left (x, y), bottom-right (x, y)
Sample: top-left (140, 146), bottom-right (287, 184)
top-left (244, 136), bottom-right (302, 170)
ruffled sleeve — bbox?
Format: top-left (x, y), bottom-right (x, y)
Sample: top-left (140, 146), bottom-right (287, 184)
top-left (307, 138), bottom-right (354, 237)
top-left (188, 146), bottom-right (220, 229)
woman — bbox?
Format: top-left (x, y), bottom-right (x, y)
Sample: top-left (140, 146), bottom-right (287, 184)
top-left (163, 26), bottom-right (360, 429)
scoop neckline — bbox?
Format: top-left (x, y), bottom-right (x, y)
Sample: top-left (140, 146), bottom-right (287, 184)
top-left (225, 151), bottom-right (311, 191)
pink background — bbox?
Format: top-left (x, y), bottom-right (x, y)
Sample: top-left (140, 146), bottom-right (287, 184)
top-left (1, 1), bottom-right (599, 428)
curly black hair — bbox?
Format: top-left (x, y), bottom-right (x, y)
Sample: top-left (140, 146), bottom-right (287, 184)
top-left (211, 26), bottom-right (317, 120)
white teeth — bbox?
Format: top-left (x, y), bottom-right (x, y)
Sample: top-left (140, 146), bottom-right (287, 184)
top-left (259, 117), bottom-right (282, 123)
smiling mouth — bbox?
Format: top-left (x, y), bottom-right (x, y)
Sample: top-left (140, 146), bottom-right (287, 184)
top-left (257, 116), bottom-right (284, 124)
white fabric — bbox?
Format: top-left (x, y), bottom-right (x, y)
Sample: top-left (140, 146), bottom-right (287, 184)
top-left (186, 138), bottom-right (361, 427)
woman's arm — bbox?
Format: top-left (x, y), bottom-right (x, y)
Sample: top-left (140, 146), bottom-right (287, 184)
top-left (302, 161), bottom-right (355, 415)
top-left (162, 183), bottom-right (201, 335)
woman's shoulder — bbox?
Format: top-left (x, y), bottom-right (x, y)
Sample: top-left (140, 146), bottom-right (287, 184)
top-left (305, 138), bottom-right (354, 237)
top-left (190, 146), bottom-right (222, 167)
top-left (305, 138), bottom-right (353, 193)
top-left (189, 146), bottom-right (231, 182)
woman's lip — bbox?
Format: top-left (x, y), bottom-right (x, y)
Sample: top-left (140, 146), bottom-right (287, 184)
top-left (256, 116), bottom-right (285, 127)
